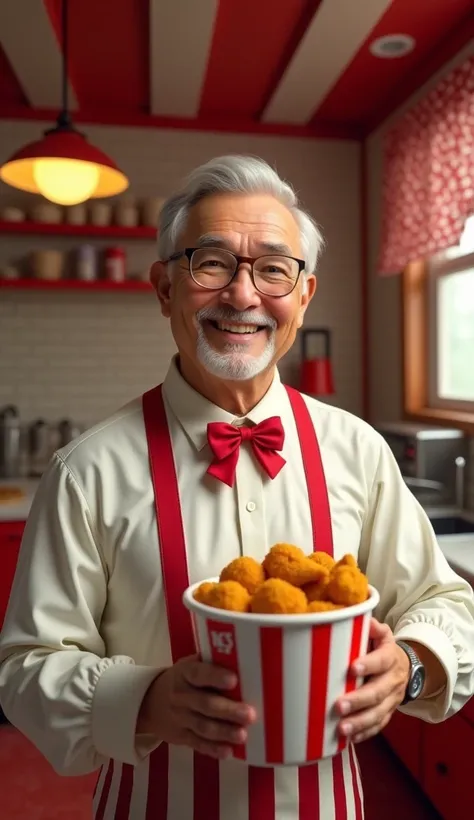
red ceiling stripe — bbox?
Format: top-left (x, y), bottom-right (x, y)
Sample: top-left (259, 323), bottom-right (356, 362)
top-left (44, 0), bottom-right (149, 114)
top-left (0, 44), bottom-right (27, 107)
top-left (199, 0), bottom-right (323, 120)
top-left (309, 0), bottom-right (474, 130)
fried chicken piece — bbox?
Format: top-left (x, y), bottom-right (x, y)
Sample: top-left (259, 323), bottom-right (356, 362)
top-left (326, 566), bottom-right (369, 607)
top-left (307, 601), bottom-right (344, 613)
top-left (193, 581), bottom-right (218, 604)
top-left (195, 580), bottom-right (251, 612)
top-left (334, 554), bottom-right (358, 571)
top-left (263, 543), bottom-right (329, 587)
top-left (220, 556), bottom-right (266, 595)
top-left (250, 578), bottom-right (308, 615)
top-left (304, 574), bottom-right (330, 603)
top-left (308, 552), bottom-right (336, 571)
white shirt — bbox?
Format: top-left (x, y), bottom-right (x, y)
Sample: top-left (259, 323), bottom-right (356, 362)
top-left (1, 359), bottom-right (474, 819)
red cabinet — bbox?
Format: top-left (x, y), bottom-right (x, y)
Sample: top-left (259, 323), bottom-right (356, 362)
top-left (383, 710), bottom-right (423, 781)
top-left (421, 716), bottom-right (474, 820)
top-left (460, 694), bottom-right (474, 728)
top-left (0, 520), bottom-right (25, 628)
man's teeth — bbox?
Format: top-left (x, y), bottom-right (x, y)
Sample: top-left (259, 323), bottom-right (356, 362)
top-left (216, 322), bottom-right (260, 334)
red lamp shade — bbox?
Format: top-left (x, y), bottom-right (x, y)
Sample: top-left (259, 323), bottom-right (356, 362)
top-left (0, 128), bottom-right (128, 205)
top-left (299, 329), bottom-right (335, 396)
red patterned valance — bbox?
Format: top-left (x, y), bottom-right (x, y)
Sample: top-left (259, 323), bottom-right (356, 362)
top-left (378, 55), bottom-right (474, 276)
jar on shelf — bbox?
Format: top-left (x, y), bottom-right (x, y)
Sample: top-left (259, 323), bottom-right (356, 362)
top-left (90, 201), bottom-right (112, 226)
top-left (0, 206), bottom-right (25, 222)
top-left (30, 202), bottom-right (62, 224)
top-left (104, 247), bottom-right (126, 282)
top-left (142, 197), bottom-right (164, 228)
top-left (30, 249), bottom-right (64, 280)
top-left (66, 204), bottom-right (87, 225)
top-left (115, 198), bottom-right (138, 227)
top-left (76, 245), bottom-right (98, 281)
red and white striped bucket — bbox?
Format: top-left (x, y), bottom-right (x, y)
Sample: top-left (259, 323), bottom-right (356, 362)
top-left (183, 581), bottom-right (379, 767)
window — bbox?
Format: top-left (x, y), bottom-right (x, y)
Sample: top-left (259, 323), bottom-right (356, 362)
top-left (403, 215), bottom-right (474, 433)
top-left (428, 216), bottom-right (474, 410)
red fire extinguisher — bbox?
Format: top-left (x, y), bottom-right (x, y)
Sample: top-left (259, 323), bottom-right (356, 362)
top-left (299, 328), bottom-right (335, 396)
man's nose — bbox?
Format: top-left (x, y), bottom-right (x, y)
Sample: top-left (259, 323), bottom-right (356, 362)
top-left (219, 265), bottom-right (262, 310)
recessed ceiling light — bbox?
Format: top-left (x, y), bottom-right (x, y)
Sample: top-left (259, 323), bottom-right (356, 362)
top-left (370, 34), bottom-right (415, 58)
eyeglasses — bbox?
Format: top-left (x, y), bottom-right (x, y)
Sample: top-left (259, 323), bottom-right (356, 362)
top-left (166, 247), bottom-right (306, 297)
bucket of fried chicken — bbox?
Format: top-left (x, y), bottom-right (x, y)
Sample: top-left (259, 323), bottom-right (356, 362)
top-left (183, 545), bottom-right (379, 767)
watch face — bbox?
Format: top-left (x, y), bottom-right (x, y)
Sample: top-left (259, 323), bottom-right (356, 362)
top-left (410, 668), bottom-right (425, 699)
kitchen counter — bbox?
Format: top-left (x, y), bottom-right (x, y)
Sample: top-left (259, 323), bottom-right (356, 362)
top-left (437, 533), bottom-right (474, 585)
top-left (0, 479), bottom-right (40, 522)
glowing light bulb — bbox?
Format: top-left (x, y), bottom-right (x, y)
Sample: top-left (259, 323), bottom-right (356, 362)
top-left (33, 158), bottom-right (100, 205)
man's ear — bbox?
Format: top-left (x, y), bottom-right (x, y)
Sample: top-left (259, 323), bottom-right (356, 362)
top-left (150, 261), bottom-right (172, 317)
top-left (297, 275), bottom-right (317, 328)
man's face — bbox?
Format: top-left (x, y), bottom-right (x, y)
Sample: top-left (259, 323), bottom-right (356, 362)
top-left (153, 192), bottom-right (316, 382)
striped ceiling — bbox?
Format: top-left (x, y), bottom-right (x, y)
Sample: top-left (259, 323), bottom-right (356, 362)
top-left (0, 0), bottom-right (472, 139)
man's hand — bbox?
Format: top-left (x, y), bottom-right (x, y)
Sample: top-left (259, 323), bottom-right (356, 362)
top-left (336, 618), bottom-right (410, 744)
top-left (137, 655), bottom-right (256, 759)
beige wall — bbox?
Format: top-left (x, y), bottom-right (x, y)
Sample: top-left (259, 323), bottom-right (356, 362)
top-left (0, 122), bottom-right (362, 428)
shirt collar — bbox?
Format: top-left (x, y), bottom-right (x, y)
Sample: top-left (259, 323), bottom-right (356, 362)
top-left (162, 356), bottom-right (285, 452)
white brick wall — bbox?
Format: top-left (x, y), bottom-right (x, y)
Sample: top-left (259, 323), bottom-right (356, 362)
top-left (0, 121), bottom-right (362, 428)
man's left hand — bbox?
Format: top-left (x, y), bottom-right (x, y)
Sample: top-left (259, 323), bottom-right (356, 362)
top-left (336, 618), bottom-right (411, 744)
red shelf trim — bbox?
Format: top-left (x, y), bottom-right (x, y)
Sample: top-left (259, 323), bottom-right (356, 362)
top-left (0, 220), bottom-right (157, 239)
top-left (0, 277), bottom-right (153, 292)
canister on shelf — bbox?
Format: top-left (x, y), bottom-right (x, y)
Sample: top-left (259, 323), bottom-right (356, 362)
top-left (142, 197), bottom-right (164, 228)
top-left (76, 245), bottom-right (97, 281)
top-left (90, 201), bottom-right (112, 226)
top-left (30, 249), bottom-right (64, 280)
top-left (104, 247), bottom-right (126, 282)
top-left (66, 204), bottom-right (87, 225)
top-left (115, 198), bottom-right (138, 227)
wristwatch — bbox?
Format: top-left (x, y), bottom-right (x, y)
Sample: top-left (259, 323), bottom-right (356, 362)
top-left (396, 640), bottom-right (426, 704)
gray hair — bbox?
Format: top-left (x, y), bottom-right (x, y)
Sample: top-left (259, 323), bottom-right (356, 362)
top-left (157, 155), bottom-right (324, 274)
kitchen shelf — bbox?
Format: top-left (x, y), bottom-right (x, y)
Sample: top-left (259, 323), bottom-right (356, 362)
top-left (0, 278), bottom-right (153, 292)
top-left (0, 220), bottom-right (157, 240)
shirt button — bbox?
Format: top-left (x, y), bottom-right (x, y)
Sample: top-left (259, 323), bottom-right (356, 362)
top-left (246, 501), bottom-right (256, 512)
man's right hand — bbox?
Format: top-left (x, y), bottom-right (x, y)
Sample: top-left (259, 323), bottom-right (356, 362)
top-left (136, 655), bottom-right (257, 759)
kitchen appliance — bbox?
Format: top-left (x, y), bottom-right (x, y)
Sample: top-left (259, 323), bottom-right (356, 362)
top-left (299, 328), bottom-right (335, 396)
top-left (57, 419), bottom-right (81, 448)
top-left (375, 422), bottom-right (467, 507)
top-left (0, 405), bottom-right (21, 478)
top-left (29, 419), bottom-right (53, 477)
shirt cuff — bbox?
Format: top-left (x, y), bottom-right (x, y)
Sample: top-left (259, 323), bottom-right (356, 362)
top-left (394, 621), bottom-right (457, 721)
top-left (92, 661), bottom-right (163, 764)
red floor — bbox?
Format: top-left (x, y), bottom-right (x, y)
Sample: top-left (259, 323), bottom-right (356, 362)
top-left (0, 724), bottom-right (440, 819)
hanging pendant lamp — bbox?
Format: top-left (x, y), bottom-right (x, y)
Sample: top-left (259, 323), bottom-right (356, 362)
top-left (0, 0), bottom-right (128, 206)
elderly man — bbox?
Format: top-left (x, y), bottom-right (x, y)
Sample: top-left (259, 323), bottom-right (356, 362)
top-left (1, 155), bottom-right (474, 820)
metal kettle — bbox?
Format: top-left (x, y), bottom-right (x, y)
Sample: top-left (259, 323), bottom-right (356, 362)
top-left (29, 419), bottom-right (52, 477)
top-left (57, 418), bottom-right (81, 448)
top-left (0, 405), bottom-right (21, 478)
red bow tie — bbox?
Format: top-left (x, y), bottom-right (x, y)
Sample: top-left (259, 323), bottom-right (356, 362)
top-left (206, 417), bottom-right (286, 487)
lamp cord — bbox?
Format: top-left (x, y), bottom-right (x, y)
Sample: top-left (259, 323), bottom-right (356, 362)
top-left (62, 0), bottom-right (68, 115)
top-left (55, 0), bottom-right (71, 130)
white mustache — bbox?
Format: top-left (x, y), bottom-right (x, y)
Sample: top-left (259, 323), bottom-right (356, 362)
top-left (196, 306), bottom-right (276, 329)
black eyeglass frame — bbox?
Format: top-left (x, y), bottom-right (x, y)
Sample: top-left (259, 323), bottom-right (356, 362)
top-left (165, 247), bottom-right (306, 297)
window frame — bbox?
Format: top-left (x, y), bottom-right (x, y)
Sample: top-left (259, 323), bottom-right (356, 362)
top-left (402, 256), bottom-right (474, 435)
top-left (427, 250), bottom-right (474, 413)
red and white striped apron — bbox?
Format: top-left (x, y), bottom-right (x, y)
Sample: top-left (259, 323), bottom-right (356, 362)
top-left (93, 385), bottom-right (364, 819)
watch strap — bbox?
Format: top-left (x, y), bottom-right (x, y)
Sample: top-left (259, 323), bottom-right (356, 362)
top-left (397, 640), bottom-right (425, 705)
